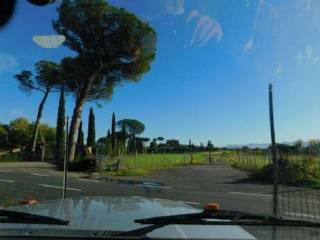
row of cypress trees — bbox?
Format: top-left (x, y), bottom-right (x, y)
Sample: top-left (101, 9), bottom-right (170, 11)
top-left (55, 88), bottom-right (97, 167)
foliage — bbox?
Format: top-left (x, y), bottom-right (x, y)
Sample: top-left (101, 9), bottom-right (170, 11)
top-left (53, 0), bottom-right (157, 161)
top-left (87, 108), bottom-right (96, 149)
top-left (15, 60), bottom-right (62, 157)
top-left (0, 125), bottom-right (9, 147)
top-left (157, 137), bottom-right (164, 142)
top-left (8, 118), bottom-right (31, 147)
top-left (117, 119), bottom-right (145, 136)
top-left (307, 139), bottom-right (320, 153)
top-left (15, 61), bottom-right (61, 94)
top-left (69, 156), bottom-right (94, 172)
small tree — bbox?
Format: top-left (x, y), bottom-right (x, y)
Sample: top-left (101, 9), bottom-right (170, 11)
top-left (111, 112), bottom-right (116, 150)
top-left (87, 108), bottom-right (96, 150)
top-left (150, 138), bottom-right (158, 153)
top-left (117, 119), bottom-right (145, 153)
top-left (15, 60), bottom-right (61, 160)
top-left (54, 0), bottom-right (157, 161)
top-left (8, 118), bottom-right (32, 148)
top-left (55, 87), bottom-right (65, 168)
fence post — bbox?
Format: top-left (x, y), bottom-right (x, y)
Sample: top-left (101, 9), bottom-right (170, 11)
top-left (135, 149), bottom-right (138, 169)
top-left (116, 149), bottom-right (120, 171)
top-left (62, 116), bottom-right (69, 200)
top-left (209, 149), bottom-right (212, 165)
top-left (191, 151), bottom-right (194, 165)
top-left (183, 151), bottom-right (186, 164)
top-left (269, 83), bottom-right (279, 217)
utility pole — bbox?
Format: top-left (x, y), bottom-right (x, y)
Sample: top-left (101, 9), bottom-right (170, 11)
top-left (62, 116), bottom-right (69, 200)
top-left (269, 84), bottom-right (279, 217)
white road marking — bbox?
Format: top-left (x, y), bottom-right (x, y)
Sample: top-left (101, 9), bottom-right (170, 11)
top-left (153, 197), bottom-right (201, 205)
top-left (38, 184), bottom-right (81, 191)
top-left (229, 192), bottom-right (272, 197)
top-left (135, 184), bottom-right (171, 189)
top-left (0, 170), bottom-right (14, 173)
top-left (284, 212), bottom-right (320, 219)
top-left (31, 173), bottom-right (50, 177)
top-left (77, 178), bottom-right (100, 183)
top-left (0, 179), bottom-right (15, 183)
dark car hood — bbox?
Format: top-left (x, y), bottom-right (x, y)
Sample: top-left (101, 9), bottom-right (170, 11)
top-left (1, 196), bottom-right (256, 239)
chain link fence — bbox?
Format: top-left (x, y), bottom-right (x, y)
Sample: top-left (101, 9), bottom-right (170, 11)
top-left (220, 149), bottom-right (320, 223)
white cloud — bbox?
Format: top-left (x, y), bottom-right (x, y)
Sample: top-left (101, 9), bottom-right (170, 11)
top-left (276, 64), bottom-right (282, 75)
top-left (165, 0), bottom-right (184, 16)
top-left (33, 35), bottom-right (66, 49)
top-left (188, 13), bottom-right (223, 47)
top-left (243, 39), bottom-right (254, 52)
top-left (296, 51), bottom-right (303, 61)
top-left (186, 10), bottom-right (199, 22)
top-left (296, 45), bottom-right (319, 64)
top-left (0, 52), bottom-right (18, 73)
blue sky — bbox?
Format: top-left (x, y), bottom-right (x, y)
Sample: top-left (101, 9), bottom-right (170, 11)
top-left (0, 0), bottom-right (320, 146)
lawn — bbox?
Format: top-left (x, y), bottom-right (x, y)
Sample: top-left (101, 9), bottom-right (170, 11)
top-left (103, 152), bottom-right (209, 176)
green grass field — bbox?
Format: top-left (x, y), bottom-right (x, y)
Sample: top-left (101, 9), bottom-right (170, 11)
top-left (104, 152), bottom-right (209, 176)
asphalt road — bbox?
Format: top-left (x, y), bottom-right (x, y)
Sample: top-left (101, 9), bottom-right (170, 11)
top-left (0, 162), bottom-right (275, 215)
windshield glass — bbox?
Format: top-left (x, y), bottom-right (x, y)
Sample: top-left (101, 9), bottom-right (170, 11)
top-left (0, 0), bottom-right (320, 239)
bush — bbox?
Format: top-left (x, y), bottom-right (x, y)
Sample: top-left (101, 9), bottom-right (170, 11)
top-left (250, 158), bottom-right (305, 184)
top-left (68, 156), bottom-right (95, 172)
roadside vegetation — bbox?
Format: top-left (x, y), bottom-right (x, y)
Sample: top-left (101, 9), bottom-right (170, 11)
top-left (219, 142), bottom-right (320, 188)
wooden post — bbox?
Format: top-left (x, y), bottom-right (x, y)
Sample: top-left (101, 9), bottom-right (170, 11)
top-left (269, 83), bottom-right (279, 217)
top-left (135, 149), bottom-right (138, 169)
top-left (62, 116), bottom-right (69, 200)
top-left (116, 149), bottom-right (120, 171)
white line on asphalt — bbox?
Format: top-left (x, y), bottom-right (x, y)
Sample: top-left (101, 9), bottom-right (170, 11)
top-left (0, 179), bottom-right (15, 183)
top-left (152, 197), bottom-right (201, 205)
top-left (0, 170), bottom-right (14, 173)
top-left (284, 212), bottom-right (320, 219)
top-left (31, 173), bottom-right (50, 177)
top-left (135, 184), bottom-right (171, 189)
top-left (229, 192), bottom-right (272, 197)
top-left (38, 184), bottom-right (82, 191)
top-left (77, 178), bottom-right (100, 183)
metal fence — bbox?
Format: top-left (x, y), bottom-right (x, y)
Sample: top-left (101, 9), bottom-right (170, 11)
top-left (222, 149), bottom-right (320, 223)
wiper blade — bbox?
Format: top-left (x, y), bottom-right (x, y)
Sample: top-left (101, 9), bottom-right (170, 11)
top-left (115, 210), bottom-right (320, 238)
top-left (0, 209), bottom-right (69, 225)
top-left (135, 209), bottom-right (320, 227)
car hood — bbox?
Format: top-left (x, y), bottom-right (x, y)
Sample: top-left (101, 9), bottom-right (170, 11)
top-left (1, 196), bottom-right (256, 239)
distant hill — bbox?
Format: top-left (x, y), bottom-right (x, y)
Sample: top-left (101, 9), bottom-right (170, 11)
top-left (224, 143), bottom-right (270, 149)
top-left (223, 141), bottom-right (305, 150)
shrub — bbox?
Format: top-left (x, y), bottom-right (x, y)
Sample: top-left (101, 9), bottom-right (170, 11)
top-left (68, 156), bottom-right (95, 172)
top-left (250, 158), bottom-right (304, 184)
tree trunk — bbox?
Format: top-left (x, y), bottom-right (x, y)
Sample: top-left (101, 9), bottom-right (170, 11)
top-left (68, 75), bottom-right (95, 162)
top-left (30, 90), bottom-right (50, 161)
top-left (67, 97), bottom-right (86, 162)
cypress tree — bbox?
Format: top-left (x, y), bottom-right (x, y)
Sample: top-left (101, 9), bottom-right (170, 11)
top-left (55, 87), bottom-right (65, 168)
top-left (106, 129), bottom-right (111, 154)
top-left (111, 112), bottom-right (116, 149)
top-left (76, 121), bottom-right (84, 156)
top-left (87, 108), bottom-right (96, 149)
top-left (121, 125), bottom-right (126, 147)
